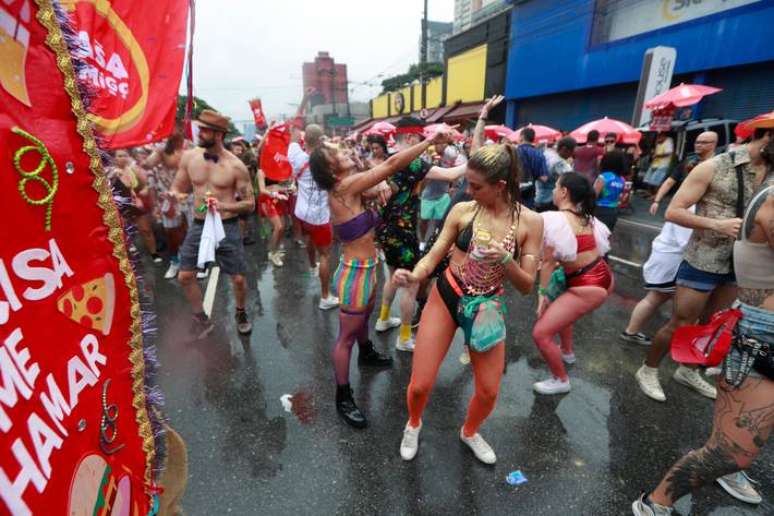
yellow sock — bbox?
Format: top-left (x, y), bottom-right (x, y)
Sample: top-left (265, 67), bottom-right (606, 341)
top-left (379, 304), bottom-right (391, 321)
top-left (400, 324), bottom-right (412, 342)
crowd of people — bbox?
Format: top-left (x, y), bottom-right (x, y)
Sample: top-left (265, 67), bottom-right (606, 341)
top-left (107, 102), bottom-right (774, 514)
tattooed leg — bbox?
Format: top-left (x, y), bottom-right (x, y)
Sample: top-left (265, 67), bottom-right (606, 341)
top-left (649, 376), bottom-right (774, 507)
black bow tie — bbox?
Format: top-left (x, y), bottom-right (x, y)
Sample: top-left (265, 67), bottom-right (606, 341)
top-left (203, 152), bottom-right (219, 163)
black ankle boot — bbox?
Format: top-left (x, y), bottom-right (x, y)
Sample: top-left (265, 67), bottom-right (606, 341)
top-left (357, 340), bottom-right (394, 367)
top-left (336, 384), bottom-right (367, 429)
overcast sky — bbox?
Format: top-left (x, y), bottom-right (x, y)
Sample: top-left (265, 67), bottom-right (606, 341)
top-left (185, 0), bottom-right (454, 124)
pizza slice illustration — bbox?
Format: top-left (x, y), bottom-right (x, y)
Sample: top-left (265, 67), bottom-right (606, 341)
top-left (56, 272), bottom-right (116, 336)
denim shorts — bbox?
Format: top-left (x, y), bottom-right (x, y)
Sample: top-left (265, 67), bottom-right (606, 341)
top-left (179, 217), bottom-right (247, 275)
top-left (675, 260), bottom-right (736, 292)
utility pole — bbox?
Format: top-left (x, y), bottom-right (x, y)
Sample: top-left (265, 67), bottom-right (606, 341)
top-left (421, 0), bottom-right (428, 109)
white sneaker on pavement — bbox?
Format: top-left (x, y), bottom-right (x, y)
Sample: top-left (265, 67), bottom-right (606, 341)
top-left (196, 269), bottom-right (209, 279)
top-left (533, 377), bottom-right (571, 395)
top-left (395, 335), bottom-right (415, 352)
top-left (268, 250), bottom-right (284, 267)
top-left (375, 317), bottom-right (401, 333)
top-left (673, 365), bottom-right (717, 399)
top-left (459, 428), bottom-right (496, 464)
top-left (164, 262), bottom-right (179, 280)
top-left (318, 295), bottom-right (340, 311)
top-left (400, 421), bottom-right (422, 461)
top-left (631, 493), bottom-right (673, 515)
top-left (636, 364), bottom-right (666, 402)
top-left (716, 471), bottom-right (762, 504)
top-left (459, 348), bottom-right (471, 365)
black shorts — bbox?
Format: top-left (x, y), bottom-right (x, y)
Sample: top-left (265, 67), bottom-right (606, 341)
top-left (378, 226), bottom-right (420, 270)
top-left (179, 217), bottom-right (247, 275)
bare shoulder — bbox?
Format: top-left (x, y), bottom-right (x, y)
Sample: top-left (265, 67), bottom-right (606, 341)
top-left (227, 152), bottom-right (249, 174)
top-left (518, 205), bottom-right (543, 228)
top-left (448, 200), bottom-right (476, 222)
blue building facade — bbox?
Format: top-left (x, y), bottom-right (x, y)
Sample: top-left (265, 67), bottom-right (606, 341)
top-left (504, 0), bottom-right (774, 131)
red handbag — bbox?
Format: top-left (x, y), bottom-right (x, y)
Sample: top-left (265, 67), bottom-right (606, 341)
top-left (671, 308), bottom-right (742, 367)
top-left (259, 123), bottom-right (293, 181)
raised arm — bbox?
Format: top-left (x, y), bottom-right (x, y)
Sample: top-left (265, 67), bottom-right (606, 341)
top-left (343, 133), bottom-right (445, 195)
top-left (424, 163), bottom-right (467, 182)
top-left (665, 158), bottom-right (742, 238)
top-left (471, 95), bottom-right (504, 154)
top-left (140, 147), bottom-right (163, 170)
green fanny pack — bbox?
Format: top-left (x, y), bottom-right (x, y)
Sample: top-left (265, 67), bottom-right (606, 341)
top-left (458, 294), bottom-right (507, 353)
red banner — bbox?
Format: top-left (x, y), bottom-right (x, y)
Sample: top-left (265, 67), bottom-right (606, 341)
top-left (249, 98), bottom-right (267, 130)
top-left (0, 1), bottom-right (154, 514)
top-left (63, 0), bottom-right (189, 149)
top-left (259, 123), bottom-right (293, 181)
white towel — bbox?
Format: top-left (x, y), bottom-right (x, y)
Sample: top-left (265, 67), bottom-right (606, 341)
top-left (197, 209), bottom-right (226, 269)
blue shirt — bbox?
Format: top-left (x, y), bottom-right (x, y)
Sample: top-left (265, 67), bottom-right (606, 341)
top-left (518, 144), bottom-right (549, 182)
top-left (596, 172), bottom-right (626, 208)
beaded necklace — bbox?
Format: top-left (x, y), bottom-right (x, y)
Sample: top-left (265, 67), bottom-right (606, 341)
top-left (457, 207), bottom-right (519, 296)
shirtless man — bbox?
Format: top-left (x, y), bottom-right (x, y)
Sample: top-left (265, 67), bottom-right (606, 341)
top-left (172, 110), bottom-right (255, 338)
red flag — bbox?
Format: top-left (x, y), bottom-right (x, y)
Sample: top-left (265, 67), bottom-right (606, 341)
top-left (1, 1), bottom-right (156, 514)
top-left (249, 98), bottom-right (267, 129)
top-left (259, 123), bottom-right (293, 181)
top-left (65, 0), bottom-right (189, 149)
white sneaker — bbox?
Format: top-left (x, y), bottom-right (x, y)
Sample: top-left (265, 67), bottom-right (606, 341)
top-left (459, 348), bottom-right (471, 365)
top-left (533, 377), bottom-right (571, 395)
top-left (318, 295), bottom-right (340, 311)
top-left (400, 421), bottom-right (422, 461)
top-left (716, 471), bottom-right (762, 504)
top-left (268, 250), bottom-right (284, 267)
top-left (459, 428), bottom-right (496, 464)
top-left (396, 335), bottom-right (415, 352)
top-left (375, 317), bottom-right (401, 333)
top-left (632, 492), bottom-right (674, 515)
top-left (309, 263), bottom-right (320, 276)
top-left (636, 364), bottom-right (666, 402)
top-left (164, 262), bottom-right (179, 280)
top-left (295, 239), bottom-right (306, 248)
top-left (673, 365), bottom-right (717, 399)
top-left (152, 254), bottom-right (163, 264)
top-left (562, 352), bottom-right (577, 365)
top-left (196, 269), bottom-right (209, 279)
top-left (419, 241), bottom-right (427, 252)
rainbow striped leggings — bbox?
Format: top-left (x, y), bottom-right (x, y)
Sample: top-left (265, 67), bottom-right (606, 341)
top-left (333, 256), bottom-right (378, 311)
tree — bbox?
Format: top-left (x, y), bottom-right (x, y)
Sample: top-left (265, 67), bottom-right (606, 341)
top-left (380, 63), bottom-right (444, 94)
top-left (176, 95), bottom-right (241, 135)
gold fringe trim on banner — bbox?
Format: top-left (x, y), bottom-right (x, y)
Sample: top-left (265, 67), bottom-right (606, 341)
top-left (34, 0), bottom-right (155, 493)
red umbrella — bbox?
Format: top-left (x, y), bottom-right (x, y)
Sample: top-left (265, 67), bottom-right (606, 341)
top-left (424, 123), bottom-right (464, 142)
top-left (645, 83), bottom-right (722, 110)
top-left (571, 117), bottom-right (642, 145)
top-left (364, 121), bottom-right (396, 138)
top-left (508, 124), bottom-right (562, 144)
top-left (484, 124), bottom-right (514, 141)
top-left (735, 111), bottom-right (774, 140)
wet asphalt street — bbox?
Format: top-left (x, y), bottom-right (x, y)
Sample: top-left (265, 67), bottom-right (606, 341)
top-left (145, 222), bottom-right (772, 516)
